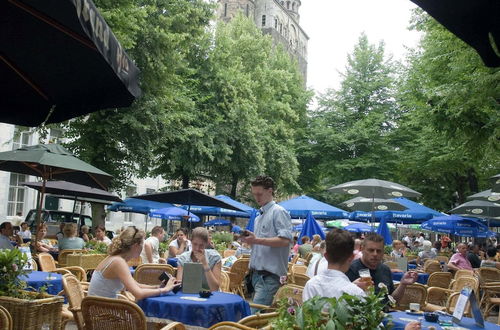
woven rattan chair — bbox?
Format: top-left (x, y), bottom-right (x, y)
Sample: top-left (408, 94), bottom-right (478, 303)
top-left (426, 272), bottom-right (452, 289)
top-left (384, 261), bottom-right (399, 270)
top-left (424, 276), bottom-right (479, 312)
top-left (291, 264), bottom-right (308, 275)
top-left (219, 270), bottom-right (230, 292)
top-left (239, 312), bottom-right (279, 328)
top-left (160, 322), bottom-right (186, 330)
top-left (395, 283), bottom-right (427, 311)
top-left (82, 296), bottom-right (147, 329)
top-left (227, 258), bottom-right (250, 297)
top-left (208, 321), bottom-right (253, 330)
top-left (423, 260), bottom-right (442, 274)
top-left (454, 269), bottom-right (474, 279)
top-left (406, 255), bottom-right (417, 262)
top-left (223, 249), bottom-right (237, 258)
top-left (250, 284), bottom-right (303, 312)
top-left (481, 282), bottom-right (500, 319)
top-left (58, 249), bottom-right (86, 267)
top-left (288, 272), bottom-right (309, 286)
top-left (479, 267), bottom-right (500, 284)
top-left (62, 274), bottom-right (86, 330)
top-left (38, 252), bottom-right (86, 279)
top-left (304, 252), bottom-right (314, 266)
top-left (127, 256), bottom-right (142, 268)
top-left (134, 264), bottom-right (175, 285)
top-left (435, 255), bottom-right (449, 264)
top-left (0, 305), bottom-right (12, 330)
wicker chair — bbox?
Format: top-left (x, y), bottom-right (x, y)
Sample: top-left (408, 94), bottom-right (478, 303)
top-left (384, 261), bottom-right (399, 270)
top-left (395, 283), bottom-right (427, 311)
top-left (208, 321), bottom-right (253, 330)
top-left (219, 270), bottom-right (230, 292)
top-left (426, 272), bottom-right (452, 289)
top-left (161, 322), bottom-right (186, 330)
top-left (481, 282), bottom-right (500, 319)
top-left (454, 269), bottom-right (474, 279)
top-left (223, 250), bottom-right (237, 258)
top-left (127, 256), bottom-right (142, 268)
top-left (424, 276), bottom-right (479, 312)
top-left (58, 249), bottom-right (86, 267)
top-left (37, 252), bottom-right (85, 278)
top-left (423, 260), bottom-right (442, 274)
top-left (304, 252), bottom-right (314, 266)
top-left (479, 267), bottom-right (500, 284)
top-left (134, 264), bottom-right (175, 286)
top-left (82, 296), bottom-right (148, 329)
top-left (288, 272), bottom-right (309, 287)
top-left (239, 312), bottom-right (279, 328)
top-left (406, 255), bottom-right (417, 262)
top-left (0, 305), bottom-right (12, 330)
top-left (250, 284), bottom-right (303, 312)
top-left (435, 255), bottom-right (449, 264)
top-left (62, 274), bottom-right (86, 330)
top-left (291, 264), bottom-right (308, 275)
top-left (227, 258), bottom-right (250, 297)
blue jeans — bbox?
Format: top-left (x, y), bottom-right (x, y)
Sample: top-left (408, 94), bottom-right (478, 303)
top-left (251, 271), bottom-right (281, 314)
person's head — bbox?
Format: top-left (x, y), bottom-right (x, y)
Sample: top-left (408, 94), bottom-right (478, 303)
top-left (311, 234), bottom-right (321, 245)
top-left (95, 225), bottom-right (106, 239)
top-left (150, 226), bottom-right (165, 241)
top-left (392, 240), bottom-right (402, 250)
top-left (361, 233), bottom-right (385, 270)
top-left (434, 241), bottom-right (441, 250)
top-left (0, 222), bottom-right (13, 236)
top-left (419, 233), bottom-right (425, 238)
top-left (191, 227), bottom-right (209, 253)
top-left (81, 225), bottom-right (89, 234)
top-left (293, 236), bottom-right (298, 244)
top-left (36, 223), bottom-right (48, 238)
top-left (487, 247), bottom-right (497, 259)
top-left (251, 175), bottom-right (275, 206)
top-left (176, 228), bottom-right (188, 241)
top-left (457, 243), bottom-right (468, 256)
top-left (469, 244), bottom-right (480, 254)
top-left (63, 223), bottom-right (77, 238)
top-left (301, 236), bottom-right (310, 244)
top-left (20, 222), bottom-right (28, 230)
top-left (354, 238), bottom-right (362, 250)
top-left (108, 226), bottom-right (145, 257)
top-left (422, 240), bottom-right (432, 252)
top-left (325, 229), bottom-right (355, 271)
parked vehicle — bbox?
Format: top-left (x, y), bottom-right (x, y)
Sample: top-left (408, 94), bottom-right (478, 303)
top-left (25, 209), bottom-right (92, 238)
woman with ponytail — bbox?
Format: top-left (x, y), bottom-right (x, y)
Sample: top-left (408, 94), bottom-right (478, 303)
top-left (88, 226), bottom-right (180, 299)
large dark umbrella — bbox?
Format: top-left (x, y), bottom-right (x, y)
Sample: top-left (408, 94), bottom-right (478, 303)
top-left (1, 0), bottom-right (141, 126)
top-left (341, 197), bottom-right (408, 212)
top-left (492, 174), bottom-right (500, 193)
top-left (328, 178), bottom-right (421, 199)
top-left (467, 189), bottom-right (500, 203)
top-left (449, 200), bottom-right (500, 219)
top-left (410, 0), bottom-right (500, 67)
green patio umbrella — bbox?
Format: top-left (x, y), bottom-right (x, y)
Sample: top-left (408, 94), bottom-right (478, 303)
top-left (325, 220), bottom-right (344, 228)
top-left (0, 143), bottom-right (112, 233)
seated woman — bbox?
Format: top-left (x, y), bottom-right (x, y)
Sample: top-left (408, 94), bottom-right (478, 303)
top-left (416, 240), bottom-right (437, 265)
top-left (88, 226), bottom-right (179, 299)
top-left (176, 227), bottom-right (221, 291)
top-left (79, 225), bottom-right (92, 242)
top-left (390, 240), bottom-right (406, 259)
top-left (17, 222), bottom-right (32, 242)
top-left (481, 247), bottom-right (500, 269)
top-left (58, 223), bottom-right (86, 251)
top-left (92, 225), bottom-right (112, 246)
top-left (33, 223), bottom-right (57, 253)
top-left (168, 228), bottom-right (191, 258)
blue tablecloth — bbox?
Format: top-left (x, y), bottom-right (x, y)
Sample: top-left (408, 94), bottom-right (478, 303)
top-left (21, 271), bottom-right (63, 296)
top-left (389, 311), bottom-right (500, 329)
top-left (138, 291), bottom-right (251, 328)
top-left (167, 258), bottom-right (178, 267)
top-left (408, 264), bottom-right (417, 270)
top-left (392, 272), bottom-right (429, 285)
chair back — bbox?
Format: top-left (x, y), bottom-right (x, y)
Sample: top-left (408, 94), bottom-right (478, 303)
top-left (0, 305), bottom-right (12, 330)
top-left (223, 250), bottom-right (236, 258)
top-left (134, 264), bottom-right (175, 285)
top-left (38, 252), bottom-right (57, 272)
top-left (291, 264), bottom-right (308, 275)
top-left (62, 274), bottom-right (85, 330)
top-left (228, 258), bottom-right (250, 296)
top-left (479, 267), bottom-right (500, 284)
top-left (447, 292), bottom-right (470, 315)
top-left (290, 254), bottom-right (300, 265)
top-left (406, 255), bottom-right (417, 262)
top-left (384, 261), bottom-right (399, 270)
top-left (451, 276), bottom-right (479, 293)
top-left (219, 271), bottom-right (230, 292)
top-left (424, 260), bottom-right (442, 274)
top-left (427, 272), bottom-right (452, 289)
top-left (454, 269), bottom-right (474, 279)
top-left (65, 266), bottom-right (87, 282)
top-left (435, 255), bottom-right (449, 264)
top-left (396, 283), bottom-right (427, 311)
top-left (272, 284), bottom-right (303, 307)
top-left (288, 273), bottom-right (309, 287)
top-left (304, 252), bottom-right (314, 266)
top-left (81, 296), bottom-right (147, 330)
top-left (238, 312), bottom-right (279, 328)
top-left (59, 249), bottom-right (86, 267)
top-left (208, 321), bottom-right (253, 330)
top-left (127, 257), bottom-right (142, 268)
top-left (161, 322), bottom-right (186, 330)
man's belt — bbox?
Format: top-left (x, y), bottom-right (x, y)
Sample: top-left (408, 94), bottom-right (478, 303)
top-left (252, 269), bottom-right (277, 277)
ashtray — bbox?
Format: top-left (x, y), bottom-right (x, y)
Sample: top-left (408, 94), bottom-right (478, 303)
top-left (199, 290), bottom-right (212, 298)
top-left (424, 312), bottom-right (439, 322)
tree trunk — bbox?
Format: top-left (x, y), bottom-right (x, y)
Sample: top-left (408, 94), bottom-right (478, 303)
top-left (91, 203), bottom-right (106, 229)
top-left (182, 175), bottom-right (190, 189)
top-left (467, 168), bottom-right (478, 193)
top-left (230, 173), bottom-right (239, 199)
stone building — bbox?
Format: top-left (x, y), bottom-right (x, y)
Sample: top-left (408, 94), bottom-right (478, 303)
top-left (217, 0), bottom-right (308, 81)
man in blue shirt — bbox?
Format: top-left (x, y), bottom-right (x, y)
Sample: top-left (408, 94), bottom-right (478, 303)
top-left (0, 222), bottom-right (14, 250)
top-left (241, 176), bottom-right (292, 312)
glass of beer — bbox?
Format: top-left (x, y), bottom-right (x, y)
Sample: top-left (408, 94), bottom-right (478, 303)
top-left (358, 268), bottom-right (372, 289)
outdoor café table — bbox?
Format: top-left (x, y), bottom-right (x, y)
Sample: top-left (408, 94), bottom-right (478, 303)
top-left (388, 311), bottom-right (500, 329)
top-left (21, 271), bottom-right (63, 296)
top-left (392, 272), bottom-right (429, 285)
top-left (138, 291), bottom-right (251, 328)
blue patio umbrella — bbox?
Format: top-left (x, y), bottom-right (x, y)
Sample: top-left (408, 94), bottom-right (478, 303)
top-left (149, 207), bottom-right (200, 222)
top-left (298, 212), bottom-right (325, 244)
top-left (278, 195), bottom-right (349, 219)
top-left (421, 215), bottom-right (492, 237)
top-left (376, 213), bottom-right (393, 245)
top-left (204, 219), bottom-right (231, 226)
top-left (245, 209), bottom-right (259, 232)
top-left (293, 224), bottom-right (303, 232)
top-left (344, 223), bottom-right (374, 233)
top-left (232, 225), bottom-right (242, 234)
top-left (108, 198), bottom-right (174, 214)
top-left (181, 195), bottom-right (254, 218)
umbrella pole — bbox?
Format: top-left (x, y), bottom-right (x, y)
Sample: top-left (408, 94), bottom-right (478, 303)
top-left (34, 177), bottom-right (47, 249)
top-left (145, 214), bottom-right (148, 233)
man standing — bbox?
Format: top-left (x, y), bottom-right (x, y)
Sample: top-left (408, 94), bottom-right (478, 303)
top-left (447, 243), bottom-right (473, 271)
top-left (141, 226), bottom-right (166, 264)
top-left (241, 176), bottom-right (292, 312)
top-left (346, 233), bottom-right (418, 304)
top-left (0, 222), bottom-right (14, 250)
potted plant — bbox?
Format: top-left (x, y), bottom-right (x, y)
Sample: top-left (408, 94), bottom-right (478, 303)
top-left (0, 248), bottom-right (64, 330)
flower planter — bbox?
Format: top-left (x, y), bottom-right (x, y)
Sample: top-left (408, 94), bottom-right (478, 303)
top-left (0, 292), bottom-right (63, 330)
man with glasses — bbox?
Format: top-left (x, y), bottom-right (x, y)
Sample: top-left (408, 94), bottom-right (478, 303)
top-left (241, 176), bottom-right (292, 312)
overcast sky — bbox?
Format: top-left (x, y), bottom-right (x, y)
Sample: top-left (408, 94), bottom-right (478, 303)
top-left (300, 0), bottom-right (422, 96)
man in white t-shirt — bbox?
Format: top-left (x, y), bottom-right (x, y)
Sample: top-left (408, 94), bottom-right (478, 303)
top-left (303, 229), bottom-right (365, 301)
top-left (141, 226), bottom-right (166, 264)
top-left (416, 233), bottom-right (425, 247)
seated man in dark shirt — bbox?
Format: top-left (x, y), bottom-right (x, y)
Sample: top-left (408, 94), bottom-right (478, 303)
top-left (346, 233), bottom-right (418, 304)
top-left (466, 244), bottom-right (482, 269)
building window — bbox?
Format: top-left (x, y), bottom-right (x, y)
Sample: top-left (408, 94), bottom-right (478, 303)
top-left (125, 185), bottom-right (137, 197)
top-left (48, 128), bottom-right (63, 144)
top-left (224, 3), bottom-right (227, 17)
top-left (274, 18), bottom-right (278, 29)
top-left (279, 23), bottom-right (282, 33)
top-left (246, 4), bottom-right (249, 16)
top-left (8, 173), bottom-right (27, 216)
top-left (146, 188), bottom-right (156, 194)
top-left (262, 15), bottom-right (266, 27)
top-left (286, 1), bottom-right (290, 9)
top-left (12, 126), bottom-right (31, 150)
